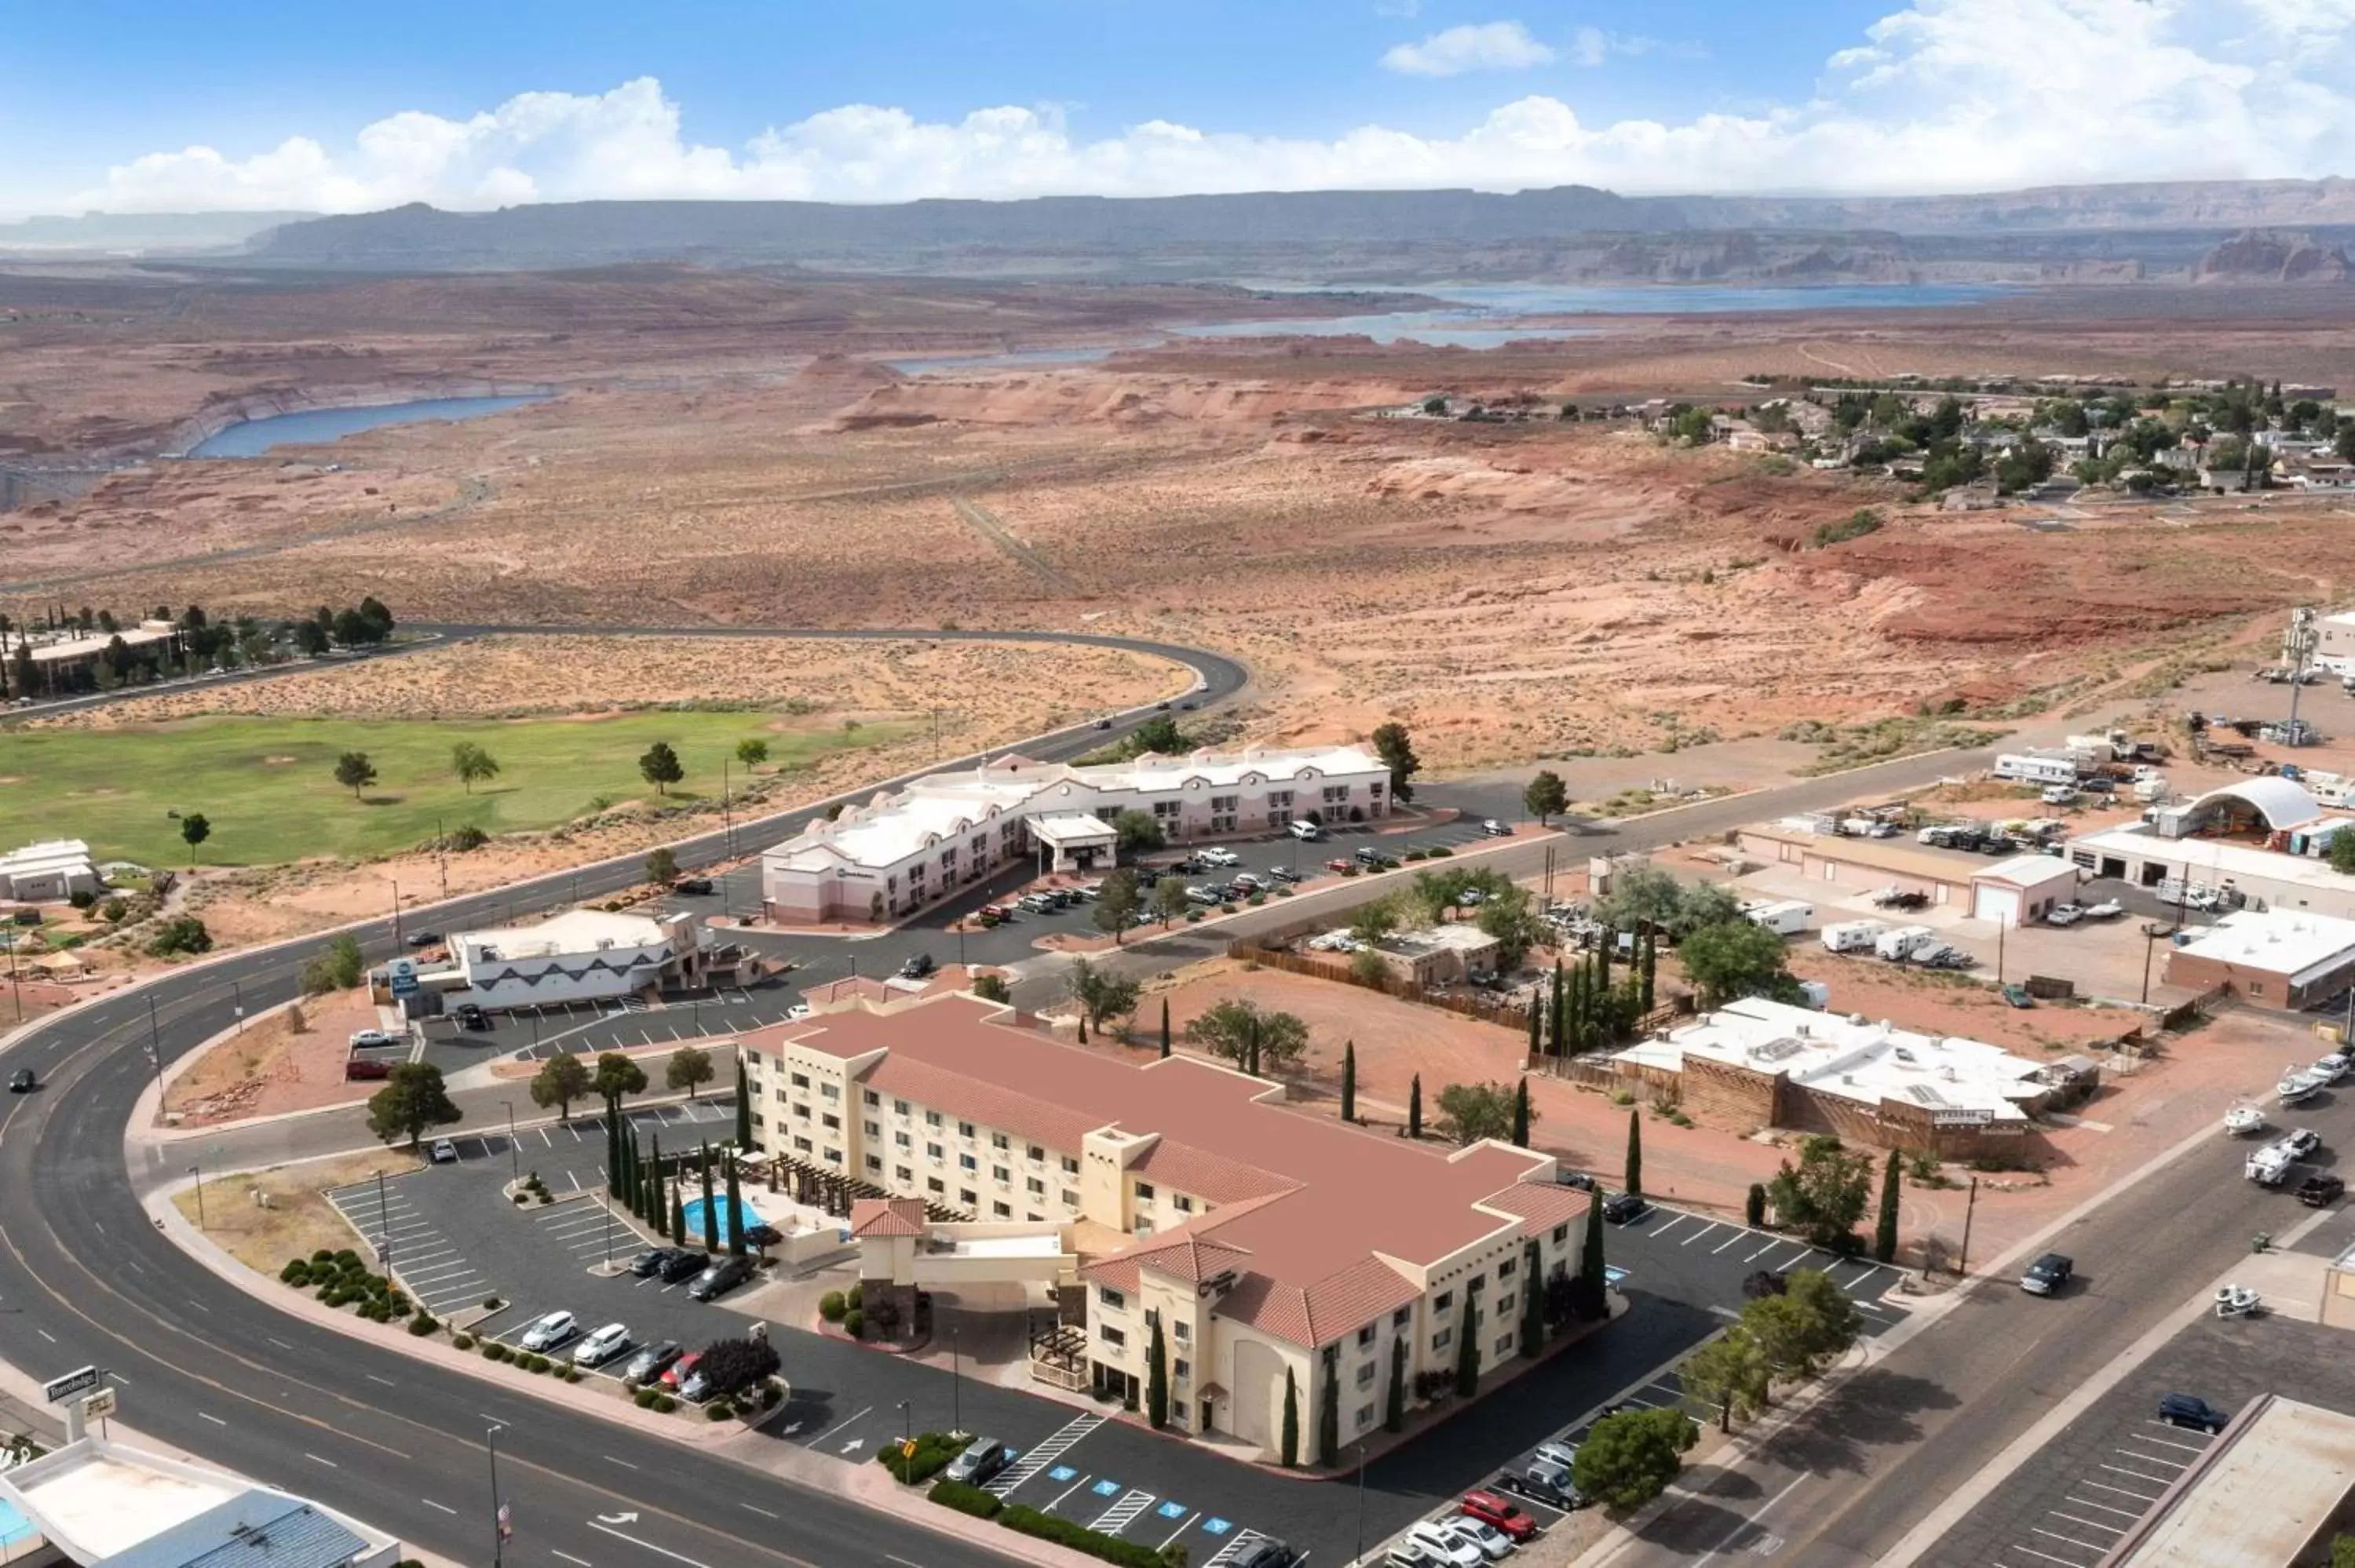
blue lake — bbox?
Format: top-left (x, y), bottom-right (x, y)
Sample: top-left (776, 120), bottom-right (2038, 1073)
top-left (188, 394), bottom-right (552, 458)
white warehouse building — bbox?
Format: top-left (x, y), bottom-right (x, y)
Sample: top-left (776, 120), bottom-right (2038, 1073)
top-left (761, 744), bottom-right (1391, 923)
top-left (410, 908), bottom-right (715, 1012)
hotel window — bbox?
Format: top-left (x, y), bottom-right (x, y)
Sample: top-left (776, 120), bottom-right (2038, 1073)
top-left (991, 1133), bottom-right (1010, 1150)
top-left (1061, 1190), bottom-right (1079, 1208)
top-left (1028, 1145), bottom-right (1046, 1162)
top-left (1152, 800), bottom-right (1181, 822)
top-left (926, 1177), bottom-right (944, 1194)
top-left (1028, 1177), bottom-right (1046, 1195)
top-left (1211, 794), bottom-right (1238, 813)
top-left (1495, 1333), bottom-right (1514, 1355)
top-left (1174, 1358), bottom-right (1191, 1380)
top-left (1324, 785), bottom-right (1349, 804)
top-left (926, 1141), bottom-right (944, 1160)
top-left (1499, 1258), bottom-right (1517, 1279)
top-left (1497, 1293), bottom-right (1514, 1315)
top-left (992, 1202), bottom-right (1010, 1218)
top-left (775, 1088), bottom-right (790, 1106)
top-left (895, 1099), bottom-right (910, 1115)
top-left (1356, 1404), bottom-right (1377, 1431)
top-left (822, 1114), bottom-right (840, 1131)
top-left (864, 1091), bottom-right (880, 1107)
top-left (864, 1120), bottom-right (881, 1138)
top-left (959, 1121), bottom-right (976, 1139)
top-left (1174, 1401), bottom-right (1190, 1423)
top-left (1356, 1361), bottom-right (1378, 1387)
top-left (794, 1136), bottom-right (812, 1154)
top-left (824, 1148), bottom-right (842, 1165)
top-left (940, 845), bottom-right (958, 870)
top-left (1433, 1291), bottom-right (1453, 1314)
top-left (1356, 1324), bottom-right (1377, 1347)
top-left (895, 1131), bottom-right (911, 1149)
top-left (958, 1154), bottom-right (977, 1172)
top-left (1100, 1325), bottom-right (1126, 1348)
top-left (790, 1072), bottom-right (809, 1088)
top-left (1100, 1287), bottom-right (1126, 1310)
top-left (894, 1164), bottom-right (912, 1183)
top-left (1269, 789), bottom-right (1294, 810)
top-left (1028, 1212), bottom-right (1043, 1223)
top-left (1173, 1321), bottom-right (1190, 1343)
top-left (959, 1188), bottom-right (976, 1207)
top-left (1134, 1182), bottom-right (1156, 1202)
top-left (821, 1084), bottom-right (840, 1101)
top-left (926, 1111), bottom-right (943, 1128)
top-left (792, 1103), bottom-right (811, 1121)
top-left (992, 1165), bottom-right (1010, 1183)
top-left (865, 1155), bottom-right (882, 1174)
top-left (1174, 1195), bottom-right (1193, 1213)
top-left (1553, 1224), bottom-right (1569, 1245)
top-left (1393, 1307), bottom-right (1413, 1330)
top-left (1432, 1328), bottom-right (1452, 1351)
top-left (1370, 780), bottom-right (1385, 800)
top-left (1061, 1156), bottom-right (1081, 1174)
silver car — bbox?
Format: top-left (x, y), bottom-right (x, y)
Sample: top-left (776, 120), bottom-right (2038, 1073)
top-left (518, 1310), bottom-right (577, 1352)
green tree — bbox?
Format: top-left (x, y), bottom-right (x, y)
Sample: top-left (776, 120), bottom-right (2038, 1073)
top-left (366, 1063), bottom-right (460, 1150)
top-left (1146, 1316), bottom-right (1169, 1429)
top-left (1340, 1041), bottom-right (1357, 1122)
top-left (179, 811), bottom-right (212, 868)
top-left (670, 1185), bottom-right (686, 1246)
top-left (1159, 997), bottom-right (1172, 1059)
top-left (1152, 875), bottom-right (1192, 927)
top-left (1518, 1239), bottom-right (1546, 1355)
top-left (1280, 1366), bottom-right (1300, 1468)
top-left (2331, 1534), bottom-right (2355, 1568)
top-left (1746, 1183), bottom-right (1767, 1229)
top-left (1572, 1409), bottom-right (1696, 1510)
top-left (1677, 918), bottom-right (1793, 1007)
top-left (666, 1045), bottom-right (714, 1100)
top-left (1113, 809), bottom-right (1165, 854)
top-left (1571, 1188), bottom-right (1610, 1320)
top-left (1371, 721), bottom-right (1420, 805)
top-left (735, 738), bottom-right (769, 770)
top-left (1184, 998), bottom-right (1309, 1073)
top-left (1454, 1300), bottom-right (1481, 1397)
top-left (734, 1058), bottom-right (752, 1147)
top-left (1511, 1078), bottom-right (1532, 1147)
top-left (1474, 884), bottom-right (1546, 968)
top-left (300, 932), bottom-right (367, 995)
top-left (1741, 1270), bottom-right (1860, 1380)
top-left (148, 915), bottom-right (213, 957)
top-left (1408, 1074), bottom-right (1423, 1139)
top-left (1093, 870), bottom-right (1141, 945)
top-left (1348, 895), bottom-right (1402, 946)
top-left (1873, 1150), bottom-right (1902, 1264)
top-left (638, 741), bottom-right (685, 797)
top-left (451, 742), bottom-right (500, 793)
top-left (594, 1051), bottom-right (648, 1116)
top-left (1435, 1081), bottom-right (1521, 1146)
top-left (529, 1051), bottom-right (592, 1121)
top-left (1385, 1336), bottom-right (1408, 1431)
top-left (973, 972), bottom-right (1013, 1004)
top-left (334, 750), bottom-right (378, 798)
top-left (1766, 1136), bottom-right (1875, 1251)
top-left (1317, 1358), bottom-right (1339, 1464)
top-left (1067, 957), bottom-right (1141, 1032)
top-left (724, 1154), bottom-right (747, 1256)
top-left (1626, 1110), bottom-right (1643, 1197)
top-left (1595, 867), bottom-right (1740, 939)
top-left (2330, 830), bottom-right (2355, 877)
top-left (1680, 1329), bottom-right (1772, 1432)
top-left (1523, 770), bottom-right (1568, 825)
top-left (645, 847), bottom-right (680, 886)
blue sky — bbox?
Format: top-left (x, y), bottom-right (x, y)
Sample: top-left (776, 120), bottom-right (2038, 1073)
top-left (4, 0), bottom-right (2350, 214)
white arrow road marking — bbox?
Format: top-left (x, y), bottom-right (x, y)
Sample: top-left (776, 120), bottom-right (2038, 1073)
top-left (596, 1511), bottom-right (640, 1525)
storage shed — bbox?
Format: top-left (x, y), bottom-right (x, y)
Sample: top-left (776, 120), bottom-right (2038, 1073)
top-left (1970, 854), bottom-right (2079, 928)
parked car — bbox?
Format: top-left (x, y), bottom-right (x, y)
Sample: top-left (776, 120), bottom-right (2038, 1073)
top-left (688, 1255), bottom-right (755, 1301)
top-left (1554, 1169), bottom-right (1595, 1191)
top-left (1481, 819), bottom-right (1512, 837)
top-left (349, 1029), bottom-right (396, 1049)
top-left (1199, 848), bottom-right (1242, 868)
top-left (659, 1351), bottom-right (703, 1392)
top-left (2300, 1172), bottom-right (2346, 1207)
top-left (1532, 1442), bottom-right (1579, 1475)
top-left (1442, 1516), bottom-right (1515, 1561)
top-left (899, 954), bottom-right (936, 980)
top-left (429, 1139), bottom-right (458, 1163)
top-left (658, 1249), bottom-right (710, 1283)
top-left (1287, 819), bottom-right (1324, 842)
top-left (1602, 1193), bottom-right (1649, 1224)
top-left (2085, 899), bottom-right (2125, 919)
top-left (2157, 1392), bottom-right (2230, 1433)
top-left (2019, 1253), bottom-right (2074, 1296)
top-left (1405, 1523), bottom-right (1485, 1568)
top-left (944, 1435), bottom-right (1011, 1485)
top-left (405, 929), bottom-right (441, 949)
top-left (1094, 718), bottom-right (1113, 731)
top-left (2001, 983), bottom-right (2034, 1009)
top-left (1325, 857), bottom-right (1354, 874)
top-left (1517, 1458), bottom-right (1583, 1509)
top-left (674, 877), bottom-right (714, 895)
top-left (2283, 1128), bottom-right (2324, 1160)
top-left (344, 1058), bottom-right (392, 1081)
top-left (7, 1068), bottom-right (35, 1093)
top-left (455, 1003), bottom-right (491, 1030)
top-left (678, 1361), bottom-right (717, 1402)
top-left (1459, 1492), bottom-right (1539, 1542)
top-left (623, 1340), bottom-right (683, 1384)
top-left (573, 1322), bottom-right (633, 1368)
top-left (1231, 1539), bottom-right (1296, 1568)
top-left (1353, 846), bottom-right (1386, 865)
top-left (1267, 867), bottom-right (1303, 884)
top-left (628, 1247), bottom-right (675, 1278)
top-left (519, 1311), bottom-right (579, 1352)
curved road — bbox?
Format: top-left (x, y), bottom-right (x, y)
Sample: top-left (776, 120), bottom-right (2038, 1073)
top-left (0, 625), bottom-right (1245, 1568)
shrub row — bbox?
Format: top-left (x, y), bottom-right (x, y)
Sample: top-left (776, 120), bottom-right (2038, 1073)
top-left (877, 1431), bottom-right (962, 1485)
top-left (632, 1387), bottom-right (679, 1413)
top-left (998, 1504), bottom-right (1179, 1568)
top-left (928, 1479), bottom-right (1003, 1519)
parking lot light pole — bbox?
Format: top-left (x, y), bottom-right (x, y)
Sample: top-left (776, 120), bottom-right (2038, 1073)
top-left (898, 1401), bottom-right (910, 1446)
top-left (486, 1422), bottom-right (507, 1568)
top-left (375, 1169), bottom-right (390, 1266)
top-left (188, 1162), bottom-right (206, 1231)
top-left (501, 1099), bottom-right (520, 1183)
top-left (1354, 1441), bottom-right (1368, 1567)
top-left (951, 1324), bottom-right (961, 1434)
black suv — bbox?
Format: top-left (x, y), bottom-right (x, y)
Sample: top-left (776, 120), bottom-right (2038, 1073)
top-left (2020, 1253), bottom-right (2073, 1296)
top-left (900, 954), bottom-right (937, 980)
top-left (675, 877), bottom-right (714, 895)
top-left (2158, 1393), bottom-right (2230, 1433)
top-left (455, 1004), bottom-right (491, 1031)
top-left (688, 1254), bottom-right (755, 1301)
top-left (1602, 1193), bottom-right (1648, 1224)
top-left (630, 1246), bottom-right (685, 1278)
top-left (1229, 1540), bottom-right (1295, 1568)
top-left (659, 1249), bottom-right (710, 1284)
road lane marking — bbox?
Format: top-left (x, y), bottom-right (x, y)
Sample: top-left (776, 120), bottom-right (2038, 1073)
top-left (199, 1413), bottom-right (227, 1425)
top-left (586, 1521), bottom-right (710, 1568)
top-left (740, 1504), bottom-right (778, 1519)
top-left (604, 1455), bottom-right (640, 1470)
top-left (806, 1405), bottom-right (872, 1446)
top-left (1689, 1468), bottom-right (1809, 1567)
top-left (422, 1499), bottom-right (457, 1515)
top-left (305, 1453), bottom-right (338, 1468)
top-left (367, 1375), bottom-right (396, 1387)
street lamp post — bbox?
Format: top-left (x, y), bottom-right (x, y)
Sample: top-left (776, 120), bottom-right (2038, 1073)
top-left (898, 1400), bottom-right (911, 1446)
top-left (501, 1099), bottom-right (520, 1183)
top-left (376, 1169), bottom-right (392, 1268)
top-left (389, 880), bottom-right (401, 948)
top-left (1354, 1441), bottom-right (1369, 1568)
top-left (485, 1422), bottom-right (508, 1568)
top-left (188, 1163), bottom-right (206, 1231)
top-left (951, 1324), bottom-right (961, 1434)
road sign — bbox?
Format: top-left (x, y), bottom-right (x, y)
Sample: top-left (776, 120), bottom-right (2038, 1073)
top-left (901, 1439), bottom-right (917, 1458)
top-left (42, 1366), bottom-right (99, 1404)
top-left (82, 1387), bottom-right (118, 1421)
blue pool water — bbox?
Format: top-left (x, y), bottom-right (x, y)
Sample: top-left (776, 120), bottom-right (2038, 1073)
top-left (188, 394), bottom-right (552, 458)
top-left (0, 1493), bottom-right (35, 1545)
top-left (677, 1194), bottom-right (768, 1247)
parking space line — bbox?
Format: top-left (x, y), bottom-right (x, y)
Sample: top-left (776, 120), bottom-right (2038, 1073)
top-left (1648, 1216), bottom-right (1692, 1241)
top-left (2096, 1462), bottom-right (2173, 1486)
top-left (2077, 1479), bottom-right (2160, 1503)
top-left (1159, 1513), bottom-right (1201, 1550)
top-left (2028, 1527), bottom-right (2109, 1553)
top-left (1681, 1224), bottom-right (1721, 1248)
top-left (2006, 1548), bottom-right (2098, 1567)
top-left (2063, 1496), bottom-right (2143, 1519)
top-left (1090, 1490), bottom-right (1156, 1533)
top-left (2047, 1511), bottom-right (2123, 1537)
top-left (1743, 1238), bottom-right (1784, 1263)
top-left (1711, 1230), bottom-right (1749, 1254)
top-left (2127, 1432), bottom-right (2208, 1456)
top-left (2112, 1448), bottom-right (2185, 1469)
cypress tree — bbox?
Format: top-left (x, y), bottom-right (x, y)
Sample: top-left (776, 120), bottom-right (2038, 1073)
top-left (1247, 1017), bottom-right (1261, 1078)
top-left (1640, 932), bottom-right (1658, 1013)
top-left (1518, 1239), bottom-right (1545, 1356)
top-left (620, 1132), bottom-right (639, 1216)
top-left (1511, 1078), bottom-right (1531, 1147)
top-left (1573, 1190), bottom-right (1610, 1320)
top-left (1385, 1335), bottom-right (1407, 1432)
top-left (1527, 999), bottom-right (1541, 1059)
top-left (1341, 1041), bottom-right (1357, 1123)
top-left (1597, 929), bottom-right (1612, 987)
top-left (670, 1185), bottom-right (687, 1247)
top-left (1454, 1301), bottom-right (1481, 1397)
top-left (1160, 997), bottom-right (1171, 1059)
top-left (1146, 1317), bottom-right (1169, 1428)
top-left (725, 1154), bottom-right (747, 1256)
top-left (1317, 1360), bottom-right (1339, 1464)
top-left (734, 1056), bottom-right (753, 1150)
top-left (699, 1143), bottom-right (719, 1254)
top-left (1408, 1074), bottom-right (1422, 1140)
top-left (606, 1115), bottom-right (622, 1198)
top-left (649, 1133), bottom-right (666, 1236)
top-left (1747, 1182), bottom-right (1766, 1230)
top-left (1280, 1367), bottom-right (1300, 1467)
top-left (1550, 961), bottom-right (1567, 1057)
top-left (1625, 1110), bottom-right (1643, 1197)
top-left (1874, 1150), bottom-right (1902, 1264)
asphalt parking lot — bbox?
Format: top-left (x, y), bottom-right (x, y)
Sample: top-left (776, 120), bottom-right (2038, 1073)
top-left (1926, 1313), bottom-right (2355, 1568)
top-left (422, 1097), bottom-right (739, 1193)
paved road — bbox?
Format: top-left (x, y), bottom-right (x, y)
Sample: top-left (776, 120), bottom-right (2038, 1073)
top-left (1597, 1080), bottom-right (2355, 1566)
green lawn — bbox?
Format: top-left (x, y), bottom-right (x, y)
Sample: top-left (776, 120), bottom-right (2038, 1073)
top-left (0, 713), bottom-right (911, 868)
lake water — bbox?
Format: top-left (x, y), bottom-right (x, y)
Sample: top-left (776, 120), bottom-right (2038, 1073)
top-left (188, 394), bottom-right (552, 458)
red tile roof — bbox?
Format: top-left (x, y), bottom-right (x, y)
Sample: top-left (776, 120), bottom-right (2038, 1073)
top-left (761, 993), bottom-right (1567, 1348)
top-left (849, 1198), bottom-right (929, 1238)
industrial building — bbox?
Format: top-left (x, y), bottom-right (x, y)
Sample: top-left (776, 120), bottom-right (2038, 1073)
top-left (2162, 909), bottom-right (2355, 1009)
top-left (1610, 997), bottom-right (2079, 1157)
top-left (1735, 822), bottom-right (1981, 907)
top-left (2069, 779), bottom-right (2355, 917)
top-left (0, 839), bottom-right (100, 903)
top-left (1968, 853), bottom-right (2079, 928)
top-left (761, 744), bottom-right (1390, 924)
top-left (401, 908), bottom-right (751, 1013)
top-left (739, 990), bottom-right (1586, 1464)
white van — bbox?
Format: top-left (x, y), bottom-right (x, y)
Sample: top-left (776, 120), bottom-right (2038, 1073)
top-left (1287, 819), bottom-right (1324, 841)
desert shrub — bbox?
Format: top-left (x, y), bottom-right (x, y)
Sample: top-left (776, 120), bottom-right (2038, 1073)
top-left (653, 1394), bottom-right (677, 1413)
top-left (635, 1387), bottom-right (659, 1409)
top-left (997, 1504), bottom-right (1170, 1568)
top-left (312, 1248), bottom-right (335, 1263)
top-left (929, 1479), bottom-right (1005, 1519)
top-left (843, 1307), bottom-right (865, 1338)
top-left (452, 1333), bottom-right (475, 1351)
top-left (280, 1259), bottom-right (312, 1285)
top-left (819, 1290), bottom-right (847, 1322)
top-left (878, 1431), bottom-right (963, 1485)
top-left (706, 1400), bottom-right (735, 1421)
top-left (1426, 845), bottom-right (1452, 858)
top-left (561, 1366), bottom-right (580, 1383)
top-left (761, 1383), bottom-right (783, 1409)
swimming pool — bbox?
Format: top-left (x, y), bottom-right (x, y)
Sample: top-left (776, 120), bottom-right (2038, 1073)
top-left (676, 1194), bottom-right (766, 1249)
top-left (0, 1493), bottom-right (36, 1546)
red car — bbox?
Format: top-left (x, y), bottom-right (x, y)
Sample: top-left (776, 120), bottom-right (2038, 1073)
top-left (343, 1058), bottom-right (392, 1081)
top-left (659, 1351), bottom-right (702, 1391)
top-left (1459, 1492), bottom-right (1539, 1542)
top-left (1324, 858), bottom-right (1353, 874)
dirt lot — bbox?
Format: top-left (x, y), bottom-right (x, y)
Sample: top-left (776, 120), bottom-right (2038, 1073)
top-left (171, 1148), bottom-right (422, 1275)
top-left (165, 988), bottom-right (385, 1127)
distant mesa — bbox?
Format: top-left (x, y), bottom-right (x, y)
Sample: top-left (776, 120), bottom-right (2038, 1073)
top-left (2192, 228), bottom-right (2352, 284)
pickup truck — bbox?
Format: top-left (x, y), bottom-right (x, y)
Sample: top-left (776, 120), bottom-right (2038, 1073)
top-left (2299, 1173), bottom-right (2346, 1207)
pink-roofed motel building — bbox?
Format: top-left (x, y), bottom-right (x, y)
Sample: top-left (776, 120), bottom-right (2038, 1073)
top-left (758, 744), bottom-right (1390, 924)
top-left (737, 990), bottom-right (1590, 1465)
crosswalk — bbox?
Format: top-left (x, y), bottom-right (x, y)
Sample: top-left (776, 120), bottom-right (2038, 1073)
top-left (986, 1413), bottom-right (1104, 1496)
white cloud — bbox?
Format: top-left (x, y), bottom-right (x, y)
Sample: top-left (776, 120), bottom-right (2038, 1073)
top-left (62, 0), bottom-right (2355, 212)
top-left (1380, 21), bottom-right (1557, 76)
top-left (1568, 27), bottom-right (1659, 67)
top-left (1373, 0), bottom-right (1422, 16)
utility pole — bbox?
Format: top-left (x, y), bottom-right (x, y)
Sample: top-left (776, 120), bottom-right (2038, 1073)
top-left (1956, 1176), bottom-right (1980, 1278)
top-left (376, 1169), bottom-right (392, 1268)
top-left (1995, 918), bottom-right (2006, 985)
top-left (436, 815), bottom-right (449, 899)
top-left (146, 994), bottom-right (166, 1109)
top-left (231, 978), bottom-right (244, 1035)
top-left (1354, 1441), bottom-right (1369, 1568)
top-left (951, 1323), bottom-right (962, 1433)
top-left (722, 757), bottom-right (733, 862)
top-left (389, 880), bottom-right (402, 948)
top-left (486, 1423), bottom-right (509, 1568)
top-left (5, 932), bottom-right (19, 1023)
top-left (501, 1099), bottom-right (520, 1183)
top-left (188, 1162), bottom-right (206, 1231)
